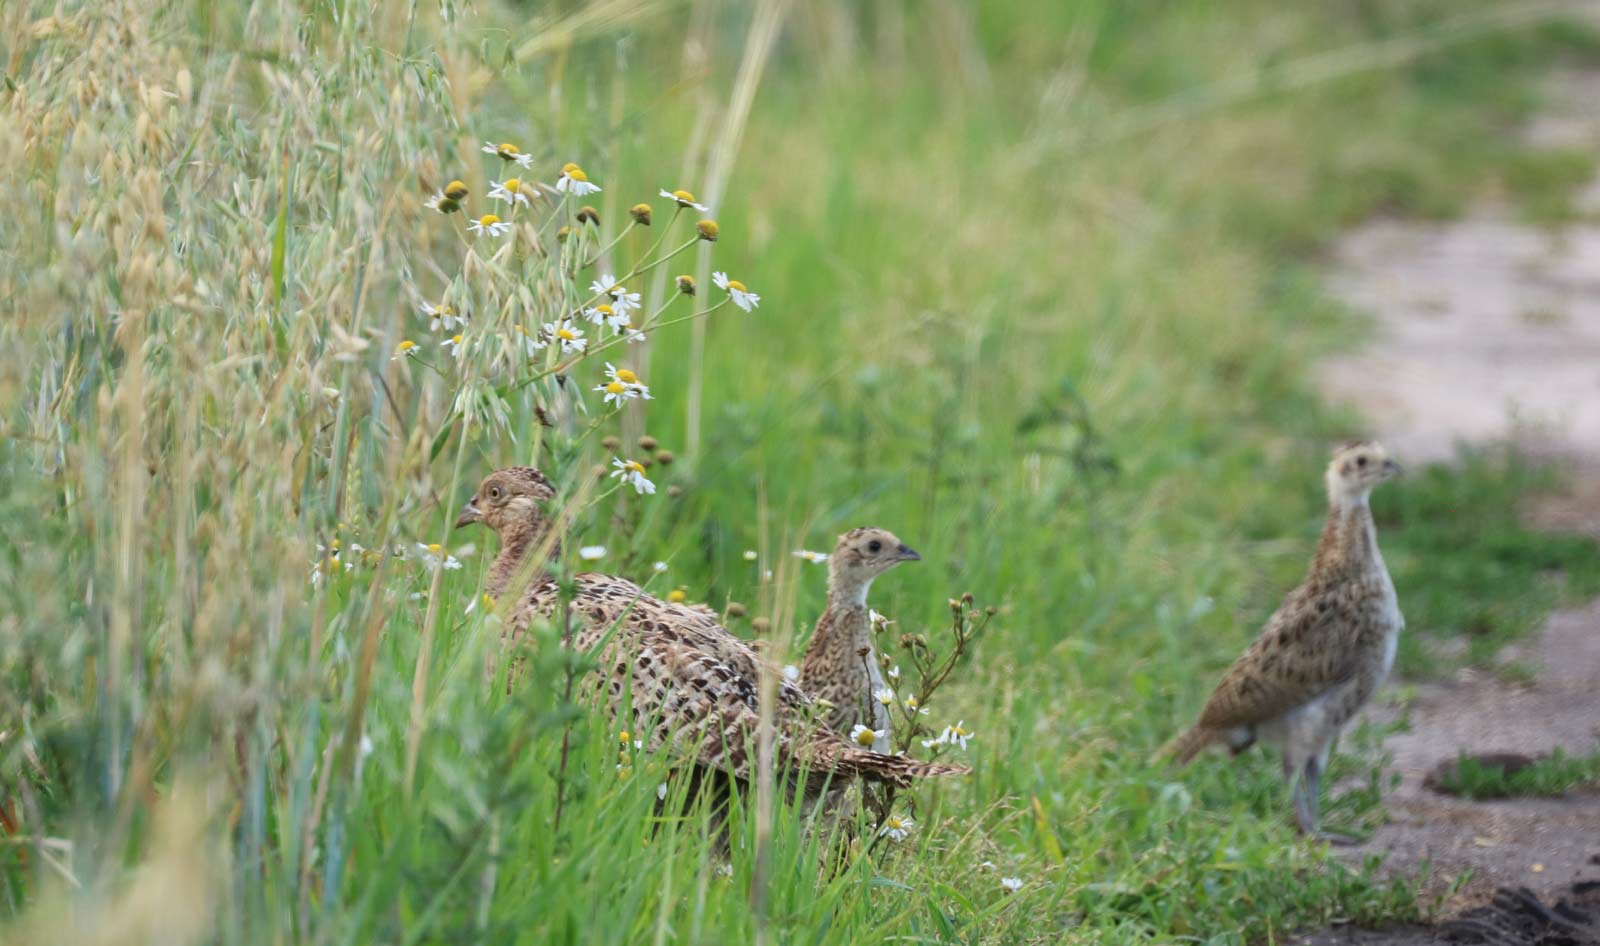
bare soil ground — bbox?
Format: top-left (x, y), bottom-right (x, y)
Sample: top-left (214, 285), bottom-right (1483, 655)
top-left (1297, 70), bottom-right (1600, 944)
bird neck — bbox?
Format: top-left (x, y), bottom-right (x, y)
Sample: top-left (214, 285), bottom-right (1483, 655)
top-left (1313, 491), bottom-right (1378, 577)
top-left (826, 570), bottom-right (874, 611)
top-left (488, 515), bottom-right (559, 598)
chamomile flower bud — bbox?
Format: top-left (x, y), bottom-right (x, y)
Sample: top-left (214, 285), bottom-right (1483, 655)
top-left (726, 602), bottom-right (747, 618)
top-left (602, 435), bottom-right (621, 451)
top-left (444, 179), bottom-right (470, 201)
top-left (424, 192), bottom-right (462, 214)
top-left (638, 435), bottom-right (658, 451)
top-left (577, 205), bottom-right (600, 225)
top-left (751, 617), bottom-right (770, 634)
top-left (676, 274), bottom-right (696, 295)
top-left (441, 334), bottom-right (466, 360)
top-left (482, 141), bottom-right (533, 167)
top-left (392, 339), bottom-right (419, 360)
top-left (556, 225), bottom-right (571, 242)
top-left (630, 203), bottom-right (653, 225)
top-left (655, 450), bottom-right (675, 466)
top-left (695, 220), bottom-right (719, 242)
top-left (660, 188), bottom-right (710, 212)
top-left (666, 485), bottom-right (683, 498)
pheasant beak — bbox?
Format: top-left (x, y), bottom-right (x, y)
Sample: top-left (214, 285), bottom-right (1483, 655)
top-left (454, 500), bottom-right (482, 529)
top-left (896, 544), bottom-right (921, 562)
top-left (1383, 458), bottom-right (1404, 477)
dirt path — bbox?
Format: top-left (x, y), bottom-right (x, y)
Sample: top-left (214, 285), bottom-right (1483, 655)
top-left (1301, 70), bottom-right (1600, 938)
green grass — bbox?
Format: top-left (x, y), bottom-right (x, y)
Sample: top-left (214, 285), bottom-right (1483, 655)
top-left (4, 1), bottom-right (1600, 944)
top-left (1431, 749), bottom-right (1600, 800)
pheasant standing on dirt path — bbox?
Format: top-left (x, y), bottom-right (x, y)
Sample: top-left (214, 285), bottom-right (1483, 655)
top-left (1159, 441), bottom-right (1405, 841)
top-left (799, 528), bottom-right (921, 751)
top-left (454, 467), bottom-right (969, 800)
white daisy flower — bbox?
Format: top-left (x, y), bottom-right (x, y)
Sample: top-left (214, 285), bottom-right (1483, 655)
top-left (421, 301), bottom-right (465, 332)
top-left (886, 664), bottom-right (901, 682)
top-left (578, 545), bottom-right (606, 560)
top-left (589, 274), bottom-right (641, 314)
top-left (488, 177), bottom-right (533, 206)
top-left (903, 693), bottom-right (929, 716)
top-left (869, 609), bottom-right (894, 633)
top-left (793, 549), bottom-right (829, 564)
top-left (849, 724), bottom-right (884, 748)
top-left (482, 140), bottom-right (534, 167)
top-left (878, 814), bottom-right (915, 843)
top-left (542, 321), bottom-right (586, 354)
top-left (594, 363), bottom-right (651, 405)
top-left (441, 333), bottom-right (466, 360)
top-left (659, 188), bottom-right (710, 212)
top-left (922, 720), bottom-right (974, 750)
top-left (392, 339), bottom-right (420, 361)
top-left (1000, 877), bottom-right (1023, 893)
top-left (467, 213), bottom-right (511, 238)
top-left (712, 271), bottom-right (761, 312)
top-left (415, 543), bottom-right (461, 571)
top-left (873, 687), bottom-right (895, 706)
top-left (610, 458), bottom-right (656, 495)
top-left (556, 162), bottom-right (601, 195)
top-left (582, 303), bottom-right (614, 326)
top-left (513, 323), bottom-right (544, 356)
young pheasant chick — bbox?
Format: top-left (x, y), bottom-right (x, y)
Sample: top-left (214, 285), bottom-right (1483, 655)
top-left (1161, 441), bottom-right (1404, 841)
top-left (799, 528), bottom-right (920, 750)
top-left (455, 467), bottom-right (968, 802)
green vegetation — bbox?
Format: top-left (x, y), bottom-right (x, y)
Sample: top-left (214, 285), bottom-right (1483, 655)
top-left (1431, 750), bottom-right (1600, 800)
top-left (3, 1), bottom-right (1599, 944)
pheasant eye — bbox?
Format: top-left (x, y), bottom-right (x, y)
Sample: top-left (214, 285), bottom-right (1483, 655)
top-left (867, 540), bottom-right (882, 553)
top-left (489, 485), bottom-right (503, 499)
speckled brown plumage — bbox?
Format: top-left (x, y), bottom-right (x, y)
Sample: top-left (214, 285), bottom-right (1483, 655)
top-left (455, 467), bottom-right (968, 796)
top-left (1161, 442), bottom-right (1406, 838)
top-left (799, 527), bottom-right (920, 750)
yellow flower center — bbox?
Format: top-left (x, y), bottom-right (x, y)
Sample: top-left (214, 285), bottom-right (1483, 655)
top-left (594, 303), bottom-right (614, 317)
top-left (615, 368), bottom-right (638, 384)
top-left (426, 543), bottom-right (443, 555)
top-left (727, 279), bottom-right (747, 293)
top-left (667, 589), bottom-right (687, 603)
top-left (885, 817), bottom-right (904, 830)
top-left (672, 189), bottom-right (697, 204)
top-left (498, 143), bottom-right (519, 156)
top-left (854, 728), bottom-right (876, 747)
top-left (438, 304), bottom-right (453, 315)
top-left (557, 328), bottom-right (576, 341)
top-left (954, 725), bottom-right (970, 737)
top-left (478, 214), bottom-right (501, 227)
top-left (398, 339), bottom-right (416, 351)
top-left (619, 731), bottom-right (631, 744)
top-left (566, 167), bottom-right (588, 183)
top-left (444, 180), bottom-right (468, 199)
top-left (501, 177), bottom-right (521, 194)
top-left (605, 382), bottom-right (625, 395)
top-left (626, 461), bottom-right (646, 474)
top-left (449, 334), bottom-right (462, 346)
top-left (561, 162), bottom-right (579, 174)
